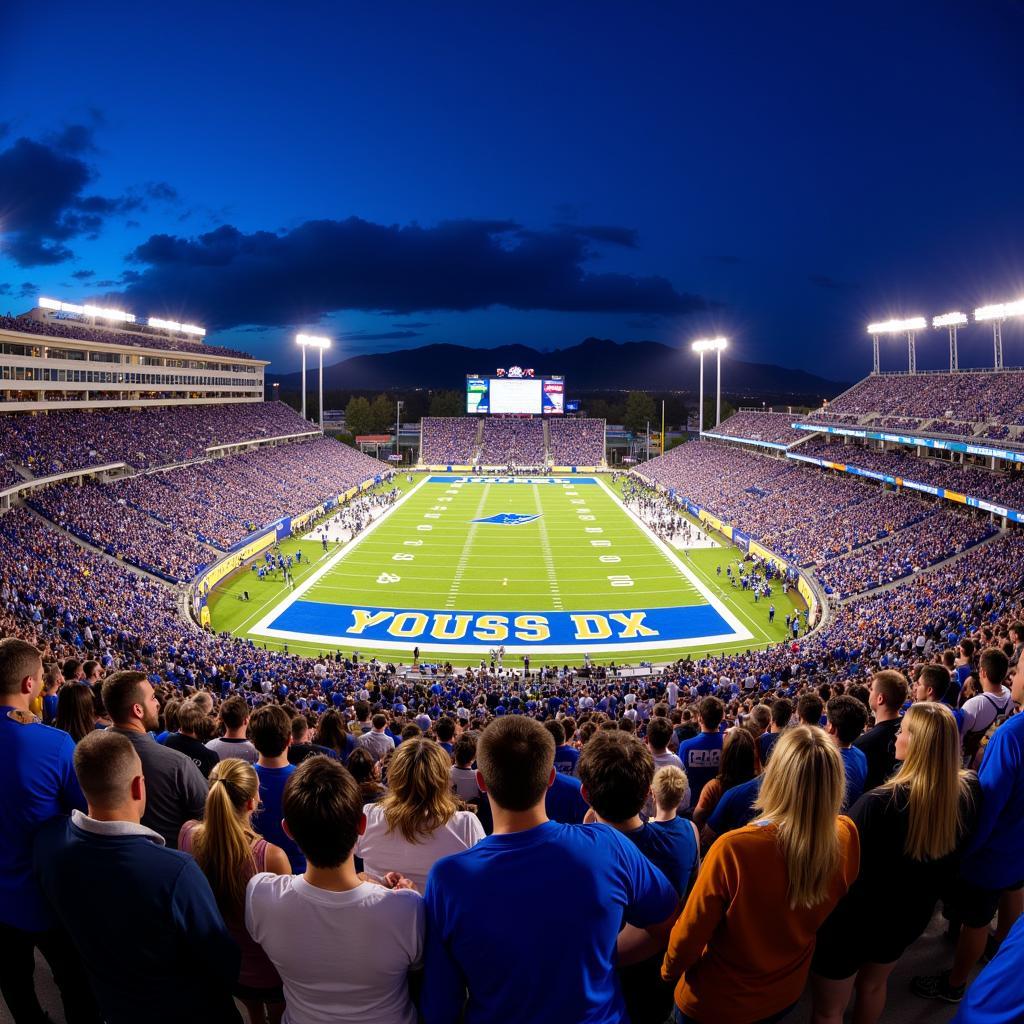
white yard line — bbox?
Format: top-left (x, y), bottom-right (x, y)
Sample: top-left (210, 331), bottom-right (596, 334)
top-left (533, 484), bottom-right (564, 610)
top-left (445, 484), bottom-right (491, 608)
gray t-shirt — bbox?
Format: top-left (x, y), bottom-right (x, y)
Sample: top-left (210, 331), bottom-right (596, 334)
top-left (205, 736), bottom-right (258, 764)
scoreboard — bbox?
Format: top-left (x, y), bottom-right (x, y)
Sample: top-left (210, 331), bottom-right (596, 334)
top-left (466, 375), bottom-right (565, 415)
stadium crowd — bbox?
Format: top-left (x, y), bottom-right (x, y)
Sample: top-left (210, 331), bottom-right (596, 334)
top-left (0, 314), bottom-right (253, 360)
top-left (478, 417), bottom-right (546, 465)
top-left (709, 411), bottom-right (808, 446)
top-left (548, 418), bottom-right (606, 464)
top-left (0, 402), bottom-right (314, 478)
top-left (419, 417), bottom-right (480, 465)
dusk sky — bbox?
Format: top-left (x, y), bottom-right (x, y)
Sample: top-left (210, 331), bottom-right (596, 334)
top-left (2, 0), bottom-right (1023, 381)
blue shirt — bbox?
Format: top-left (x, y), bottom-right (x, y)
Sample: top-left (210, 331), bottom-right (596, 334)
top-left (554, 744), bottom-right (579, 776)
top-left (253, 763), bottom-right (306, 873)
top-left (677, 732), bottom-right (724, 809)
top-left (707, 776), bottom-right (762, 838)
top-left (0, 708), bottom-right (85, 931)
top-left (758, 731), bottom-right (780, 764)
top-left (624, 817), bottom-right (699, 898)
top-left (963, 713), bottom-right (1024, 889)
top-left (422, 820), bottom-right (677, 1024)
top-left (953, 911), bottom-right (1024, 1024)
top-left (840, 745), bottom-right (868, 812)
top-left (545, 772), bottom-right (589, 825)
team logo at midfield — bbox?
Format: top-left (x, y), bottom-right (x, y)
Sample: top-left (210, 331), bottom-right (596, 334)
top-left (471, 513), bottom-right (541, 526)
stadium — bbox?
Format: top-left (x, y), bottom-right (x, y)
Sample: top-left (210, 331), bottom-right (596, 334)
top-left (5, 8), bottom-right (1024, 1024)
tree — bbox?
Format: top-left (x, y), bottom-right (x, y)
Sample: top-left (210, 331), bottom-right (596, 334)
top-left (370, 393), bottom-right (395, 433)
top-left (428, 390), bottom-right (465, 418)
top-left (702, 397), bottom-right (736, 430)
top-left (345, 395), bottom-right (372, 436)
top-left (622, 391), bottom-right (656, 435)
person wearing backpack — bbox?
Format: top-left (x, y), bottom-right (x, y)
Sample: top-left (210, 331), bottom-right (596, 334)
top-left (959, 649), bottom-right (1012, 769)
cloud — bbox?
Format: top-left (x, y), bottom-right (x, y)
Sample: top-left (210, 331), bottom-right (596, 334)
top-left (0, 282), bottom-right (9, 295)
top-left (340, 329), bottom-right (421, 342)
top-left (111, 217), bottom-right (715, 329)
top-left (553, 223), bottom-right (639, 248)
top-left (809, 272), bottom-right (856, 290)
top-left (625, 315), bottom-right (664, 329)
top-left (391, 321), bottom-right (436, 328)
top-left (17, 282), bottom-right (37, 298)
top-left (145, 181), bottom-right (179, 203)
top-left (71, 269), bottom-right (95, 280)
top-left (0, 129), bottom-right (155, 266)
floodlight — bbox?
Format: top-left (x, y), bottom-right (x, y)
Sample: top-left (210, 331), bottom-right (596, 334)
top-left (691, 336), bottom-right (728, 352)
top-left (83, 304), bottom-right (134, 324)
top-left (975, 299), bottom-right (1024, 322)
top-left (38, 297), bottom-right (61, 310)
top-left (180, 324), bottom-right (206, 336)
top-left (866, 317), bottom-right (927, 334)
top-left (932, 312), bottom-right (967, 328)
top-left (296, 333), bottom-right (331, 349)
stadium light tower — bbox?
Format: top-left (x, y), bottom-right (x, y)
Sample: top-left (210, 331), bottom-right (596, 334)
top-left (691, 337), bottom-right (727, 433)
top-left (296, 334), bottom-right (331, 429)
top-left (866, 317), bottom-right (927, 374)
top-left (975, 299), bottom-right (1024, 370)
top-left (932, 312), bottom-right (968, 372)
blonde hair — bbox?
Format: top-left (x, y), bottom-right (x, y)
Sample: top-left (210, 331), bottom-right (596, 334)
top-left (380, 738), bottom-right (459, 843)
top-left (753, 726), bottom-right (845, 909)
top-left (190, 758), bottom-right (260, 914)
top-left (652, 765), bottom-right (688, 810)
top-left (877, 703), bottom-right (973, 860)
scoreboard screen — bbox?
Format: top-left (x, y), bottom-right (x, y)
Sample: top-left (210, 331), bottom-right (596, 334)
top-left (465, 375), bottom-right (565, 415)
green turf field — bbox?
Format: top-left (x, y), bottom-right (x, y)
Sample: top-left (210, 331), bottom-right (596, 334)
top-left (208, 473), bottom-right (802, 667)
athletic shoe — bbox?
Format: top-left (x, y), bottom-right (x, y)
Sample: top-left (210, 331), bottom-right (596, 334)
top-left (911, 970), bottom-right (966, 1003)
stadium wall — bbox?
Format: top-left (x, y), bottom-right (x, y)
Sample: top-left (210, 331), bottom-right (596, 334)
top-left (634, 472), bottom-right (829, 632)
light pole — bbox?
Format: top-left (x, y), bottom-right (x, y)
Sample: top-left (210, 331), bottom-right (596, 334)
top-left (866, 317), bottom-right (927, 374)
top-left (691, 337), bottom-right (727, 433)
top-left (395, 399), bottom-right (403, 462)
top-left (932, 312), bottom-right (967, 372)
top-left (976, 300), bottom-right (1024, 370)
top-left (296, 334), bottom-right (331, 429)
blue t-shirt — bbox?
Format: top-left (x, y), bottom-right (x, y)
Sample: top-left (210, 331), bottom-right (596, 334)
top-left (758, 731), bottom-right (780, 765)
top-left (422, 820), bottom-right (677, 1024)
top-left (0, 708), bottom-right (86, 931)
top-left (42, 693), bottom-right (59, 725)
top-left (840, 745), bottom-right (868, 812)
top-left (953, 911), bottom-right (1024, 1024)
top-left (554, 744), bottom-right (579, 776)
top-left (545, 772), bottom-right (589, 825)
top-left (706, 776), bottom-right (762, 838)
top-left (963, 713), bottom-right (1024, 889)
top-left (624, 817), bottom-right (699, 898)
top-left (677, 732), bottom-right (724, 809)
top-left (253, 763), bottom-right (305, 873)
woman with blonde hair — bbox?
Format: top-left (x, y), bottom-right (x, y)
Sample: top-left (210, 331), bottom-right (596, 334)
top-left (662, 726), bottom-right (859, 1024)
top-left (811, 703), bottom-right (978, 1024)
top-left (355, 737), bottom-right (485, 892)
top-left (179, 758), bottom-right (291, 1024)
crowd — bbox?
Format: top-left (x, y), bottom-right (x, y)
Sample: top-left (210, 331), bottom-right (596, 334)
top-left (419, 417), bottom-right (480, 464)
top-left (799, 439), bottom-right (1024, 509)
top-left (478, 417), bottom-right (546, 465)
top-left (709, 411), bottom-right (807, 446)
top-left (0, 401), bottom-right (313, 478)
top-left (548, 417), bottom-right (606, 464)
top-left (0, 313), bottom-right (253, 360)
top-left (805, 370), bottom-right (1024, 431)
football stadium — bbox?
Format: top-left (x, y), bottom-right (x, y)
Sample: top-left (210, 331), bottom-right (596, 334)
top-left (3, 8), bottom-right (1024, 1024)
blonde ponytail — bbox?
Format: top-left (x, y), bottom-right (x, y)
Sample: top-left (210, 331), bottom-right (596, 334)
top-left (191, 758), bottom-right (260, 915)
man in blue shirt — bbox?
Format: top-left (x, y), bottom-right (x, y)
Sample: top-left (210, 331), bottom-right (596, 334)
top-left (825, 695), bottom-right (869, 811)
top-left (250, 704), bottom-right (305, 873)
top-left (0, 637), bottom-right (100, 1024)
top-left (33, 729), bottom-right (240, 1024)
top-left (676, 696), bottom-right (725, 810)
top-left (422, 716), bottom-right (678, 1024)
top-left (544, 719), bottom-right (579, 775)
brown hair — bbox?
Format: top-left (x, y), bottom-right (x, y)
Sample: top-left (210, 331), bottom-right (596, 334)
top-left (100, 671), bottom-right (148, 725)
top-left (380, 739), bottom-right (459, 843)
top-left (73, 730), bottom-right (141, 808)
top-left (0, 637), bottom-right (42, 697)
top-left (55, 684), bottom-right (96, 743)
top-left (577, 730), bottom-right (654, 823)
top-left (249, 704), bottom-right (291, 757)
top-left (477, 716), bottom-right (554, 811)
top-left (283, 755), bottom-right (364, 868)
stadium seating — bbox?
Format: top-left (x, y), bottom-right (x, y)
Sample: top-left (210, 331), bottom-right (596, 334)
top-left (548, 418), bottom-right (606, 464)
top-left (419, 416), bottom-right (480, 464)
top-left (708, 410), bottom-right (808, 445)
top-left (479, 417), bottom-right (545, 465)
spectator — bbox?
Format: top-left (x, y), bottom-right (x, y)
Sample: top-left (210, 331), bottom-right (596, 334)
top-left (692, 727), bottom-right (757, 833)
top-left (677, 697), bottom-right (725, 810)
top-left (358, 713), bottom-right (396, 762)
top-left (206, 696), bottom-right (257, 764)
top-left (661, 726), bottom-right (859, 1024)
top-left (950, 913), bottom-right (1024, 1024)
top-left (545, 719), bottom-right (579, 775)
top-left (288, 713), bottom-right (340, 764)
top-left (33, 730), bottom-right (240, 1024)
top-left (356, 738), bottom-right (485, 892)
top-left (245, 756), bottom-right (424, 1024)
top-left (180, 758), bottom-right (290, 1024)
top-left (249, 704), bottom-right (305, 874)
top-left (824, 695), bottom-right (869, 811)
top-left (421, 716), bottom-right (678, 1024)
top-left (797, 692), bottom-right (824, 728)
top-left (312, 707), bottom-right (357, 763)
top-left (0, 637), bottom-right (98, 1024)
top-left (164, 700), bottom-right (220, 778)
top-left (760, 698), bottom-right (793, 764)
top-left (346, 746), bottom-right (387, 804)
top-left (102, 671), bottom-right (206, 848)
top-left (54, 681), bottom-right (98, 744)
top-left (853, 670), bottom-right (908, 790)
top-left (647, 716), bottom-right (684, 770)
top-left (450, 733), bottom-right (483, 802)
top-left (812, 702), bottom-right (978, 1024)
top-left (960, 648), bottom-right (1012, 768)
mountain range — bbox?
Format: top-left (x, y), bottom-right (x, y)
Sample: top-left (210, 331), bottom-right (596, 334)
top-left (268, 337), bottom-right (849, 401)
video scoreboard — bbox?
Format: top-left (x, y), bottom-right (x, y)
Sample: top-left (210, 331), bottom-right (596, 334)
top-left (466, 372), bottom-right (565, 415)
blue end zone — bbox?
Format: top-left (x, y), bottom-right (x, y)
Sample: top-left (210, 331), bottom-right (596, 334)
top-left (263, 601), bottom-right (736, 649)
top-left (427, 476), bottom-right (597, 485)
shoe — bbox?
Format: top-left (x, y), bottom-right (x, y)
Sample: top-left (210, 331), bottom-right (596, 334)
top-left (911, 970), bottom-right (966, 1003)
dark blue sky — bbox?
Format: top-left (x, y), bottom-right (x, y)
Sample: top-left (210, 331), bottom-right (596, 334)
top-left (2, 0), bottom-right (1023, 381)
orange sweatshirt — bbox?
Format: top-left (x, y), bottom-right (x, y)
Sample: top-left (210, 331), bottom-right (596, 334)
top-left (661, 816), bottom-right (859, 1022)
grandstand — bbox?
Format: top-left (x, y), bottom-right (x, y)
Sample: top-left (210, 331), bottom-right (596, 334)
top-left (2, 303), bottom-right (1022, 1024)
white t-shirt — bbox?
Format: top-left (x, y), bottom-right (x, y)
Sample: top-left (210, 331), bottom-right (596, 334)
top-left (355, 802), bottom-right (485, 893)
top-left (245, 874), bottom-right (423, 1024)
top-left (450, 765), bottom-right (482, 802)
top-left (960, 687), bottom-right (1013, 736)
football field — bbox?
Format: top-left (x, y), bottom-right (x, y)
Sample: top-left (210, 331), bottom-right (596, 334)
top-left (209, 474), bottom-right (801, 666)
